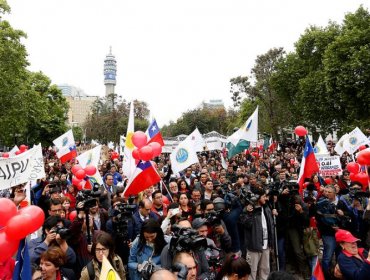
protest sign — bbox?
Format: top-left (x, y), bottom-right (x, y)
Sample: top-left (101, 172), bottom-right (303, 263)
top-left (316, 155), bottom-right (342, 177)
top-left (0, 144), bottom-right (45, 190)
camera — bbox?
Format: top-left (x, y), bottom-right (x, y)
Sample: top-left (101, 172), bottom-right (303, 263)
top-left (51, 225), bottom-right (70, 240)
top-left (204, 210), bottom-right (223, 227)
top-left (239, 187), bottom-right (260, 206)
top-left (76, 184), bottom-right (101, 210)
top-left (112, 201), bottom-right (137, 239)
top-left (138, 260), bottom-right (159, 280)
top-left (280, 180), bottom-right (300, 194)
top-left (170, 226), bottom-right (208, 256)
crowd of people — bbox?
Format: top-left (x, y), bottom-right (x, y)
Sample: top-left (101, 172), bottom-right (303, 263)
top-left (1, 139), bottom-right (370, 280)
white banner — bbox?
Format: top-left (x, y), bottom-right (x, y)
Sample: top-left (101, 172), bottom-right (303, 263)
top-left (0, 144), bottom-right (45, 190)
top-left (316, 155), bottom-right (342, 177)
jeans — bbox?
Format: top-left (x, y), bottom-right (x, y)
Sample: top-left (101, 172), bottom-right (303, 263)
top-left (277, 237), bottom-right (286, 271)
top-left (321, 235), bottom-right (337, 272)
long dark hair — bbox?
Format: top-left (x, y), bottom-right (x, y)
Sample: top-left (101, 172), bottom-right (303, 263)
top-left (215, 253), bottom-right (251, 280)
top-left (138, 219), bottom-right (166, 255)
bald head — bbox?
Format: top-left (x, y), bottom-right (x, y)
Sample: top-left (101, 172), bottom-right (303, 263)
top-left (150, 269), bottom-right (177, 280)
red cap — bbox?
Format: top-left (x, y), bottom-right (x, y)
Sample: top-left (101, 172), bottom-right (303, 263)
top-left (335, 229), bottom-right (360, 243)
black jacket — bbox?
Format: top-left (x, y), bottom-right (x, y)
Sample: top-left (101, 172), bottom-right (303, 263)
top-left (241, 205), bottom-right (275, 252)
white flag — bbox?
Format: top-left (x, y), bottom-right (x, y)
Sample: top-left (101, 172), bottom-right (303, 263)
top-left (314, 135), bottom-right (329, 155)
top-left (76, 145), bottom-right (103, 185)
top-left (170, 131), bottom-right (200, 174)
top-left (188, 128), bottom-right (206, 152)
top-left (335, 133), bottom-right (349, 156)
top-left (122, 101), bottom-right (136, 180)
top-left (227, 106), bottom-right (258, 146)
top-left (343, 127), bottom-right (370, 154)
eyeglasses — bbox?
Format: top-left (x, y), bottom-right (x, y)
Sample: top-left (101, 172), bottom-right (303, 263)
top-left (96, 247), bottom-right (108, 253)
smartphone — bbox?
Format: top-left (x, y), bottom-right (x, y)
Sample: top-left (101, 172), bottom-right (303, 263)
top-left (171, 208), bottom-right (180, 215)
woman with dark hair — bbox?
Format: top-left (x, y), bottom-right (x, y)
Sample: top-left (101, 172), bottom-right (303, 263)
top-left (215, 253), bottom-right (251, 280)
top-left (80, 231), bottom-right (125, 280)
top-left (40, 246), bottom-right (75, 280)
top-left (179, 193), bottom-right (194, 221)
top-left (128, 219), bottom-right (166, 280)
top-left (178, 179), bottom-right (190, 194)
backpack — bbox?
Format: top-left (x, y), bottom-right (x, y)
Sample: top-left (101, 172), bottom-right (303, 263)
top-left (87, 261), bottom-right (95, 280)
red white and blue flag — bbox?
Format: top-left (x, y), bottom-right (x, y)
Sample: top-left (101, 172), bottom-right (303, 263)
top-left (298, 136), bottom-right (319, 194)
top-left (145, 119), bottom-right (165, 146)
top-left (13, 238), bottom-right (31, 280)
top-left (53, 130), bottom-right (77, 163)
top-left (311, 259), bottom-right (325, 280)
top-left (123, 160), bottom-right (161, 197)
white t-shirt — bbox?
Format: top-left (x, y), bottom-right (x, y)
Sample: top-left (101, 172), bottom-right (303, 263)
top-left (261, 209), bottom-right (268, 249)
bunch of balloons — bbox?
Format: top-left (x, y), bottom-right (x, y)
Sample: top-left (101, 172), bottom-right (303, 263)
top-left (347, 148), bottom-right (370, 189)
top-left (71, 164), bottom-right (97, 190)
top-left (294, 125), bottom-right (308, 137)
top-left (1, 144), bottom-right (28, 158)
top-left (131, 131), bottom-right (162, 161)
top-left (111, 151), bottom-right (119, 160)
top-left (0, 198), bottom-right (45, 261)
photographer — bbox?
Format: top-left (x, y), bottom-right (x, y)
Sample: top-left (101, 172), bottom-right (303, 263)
top-left (160, 219), bottom-right (210, 279)
top-left (29, 215), bottom-right (76, 267)
top-left (128, 219), bottom-right (166, 280)
top-left (192, 218), bottom-right (220, 260)
top-left (240, 188), bottom-right (274, 280)
top-left (172, 252), bottom-right (197, 280)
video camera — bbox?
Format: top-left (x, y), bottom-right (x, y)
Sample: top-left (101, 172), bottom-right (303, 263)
top-left (112, 201), bottom-right (137, 239)
top-left (239, 187), bottom-right (260, 206)
top-left (169, 225), bottom-right (207, 256)
top-left (204, 210), bottom-right (223, 227)
top-left (76, 184), bottom-right (101, 210)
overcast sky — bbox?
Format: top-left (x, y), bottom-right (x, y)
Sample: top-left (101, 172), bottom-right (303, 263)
top-left (5, 0), bottom-right (369, 127)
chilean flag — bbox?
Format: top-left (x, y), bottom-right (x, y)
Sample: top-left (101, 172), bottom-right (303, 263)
top-left (53, 130), bottom-right (77, 164)
top-left (298, 136), bottom-right (319, 194)
top-left (311, 259), bottom-right (325, 280)
top-left (145, 119), bottom-right (165, 146)
top-left (123, 161), bottom-right (161, 197)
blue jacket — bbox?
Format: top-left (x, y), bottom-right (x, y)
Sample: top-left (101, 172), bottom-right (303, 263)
top-left (130, 211), bottom-right (159, 240)
top-left (337, 248), bottom-right (370, 280)
top-left (128, 237), bottom-right (161, 280)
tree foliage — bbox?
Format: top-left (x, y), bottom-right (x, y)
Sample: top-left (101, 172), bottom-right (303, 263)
top-left (0, 2), bottom-right (68, 146)
top-left (84, 98), bottom-right (149, 144)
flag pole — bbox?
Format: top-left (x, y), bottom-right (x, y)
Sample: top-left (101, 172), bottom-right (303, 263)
top-left (161, 180), bottom-right (173, 202)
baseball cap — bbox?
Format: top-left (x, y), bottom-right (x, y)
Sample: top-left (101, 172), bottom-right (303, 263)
top-left (192, 218), bottom-right (208, 230)
top-left (335, 229), bottom-right (360, 243)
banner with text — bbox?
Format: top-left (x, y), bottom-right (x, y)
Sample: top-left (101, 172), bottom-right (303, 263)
top-left (316, 155), bottom-right (342, 177)
top-left (0, 144), bottom-right (45, 190)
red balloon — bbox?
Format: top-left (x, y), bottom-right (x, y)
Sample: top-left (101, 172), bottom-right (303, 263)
top-left (0, 230), bottom-right (19, 262)
top-left (5, 214), bottom-right (33, 241)
top-left (15, 150), bottom-right (22, 155)
top-left (72, 176), bottom-right (81, 187)
top-left (148, 142), bottom-right (162, 157)
top-left (259, 145), bottom-right (264, 151)
top-left (84, 165), bottom-right (97, 176)
top-left (2, 153), bottom-right (9, 158)
top-left (75, 169), bottom-right (86, 180)
top-left (69, 210), bottom-right (77, 221)
top-left (19, 205), bottom-right (45, 233)
top-left (132, 131), bottom-right (148, 149)
top-left (139, 145), bottom-right (154, 161)
top-left (359, 145), bottom-right (367, 151)
top-left (111, 152), bottom-right (119, 160)
top-left (294, 126), bottom-right (307, 137)
top-left (19, 144), bottom-right (27, 151)
top-left (353, 172), bottom-right (369, 190)
top-left (350, 173), bottom-right (357, 181)
top-left (347, 162), bottom-right (360, 174)
top-left (357, 149), bottom-right (370, 166)
top-left (0, 198), bottom-right (18, 227)
top-left (132, 148), bottom-right (140, 160)
top-left (162, 195), bottom-right (170, 206)
top-left (84, 180), bottom-right (92, 190)
top-left (324, 178), bottom-right (333, 185)
top-left (71, 164), bottom-right (82, 175)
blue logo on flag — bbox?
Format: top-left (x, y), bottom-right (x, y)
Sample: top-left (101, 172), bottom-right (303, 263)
top-left (62, 137), bottom-right (68, 146)
top-left (349, 137), bottom-right (357, 146)
top-left (176, 148), bottom-right (188, 163)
